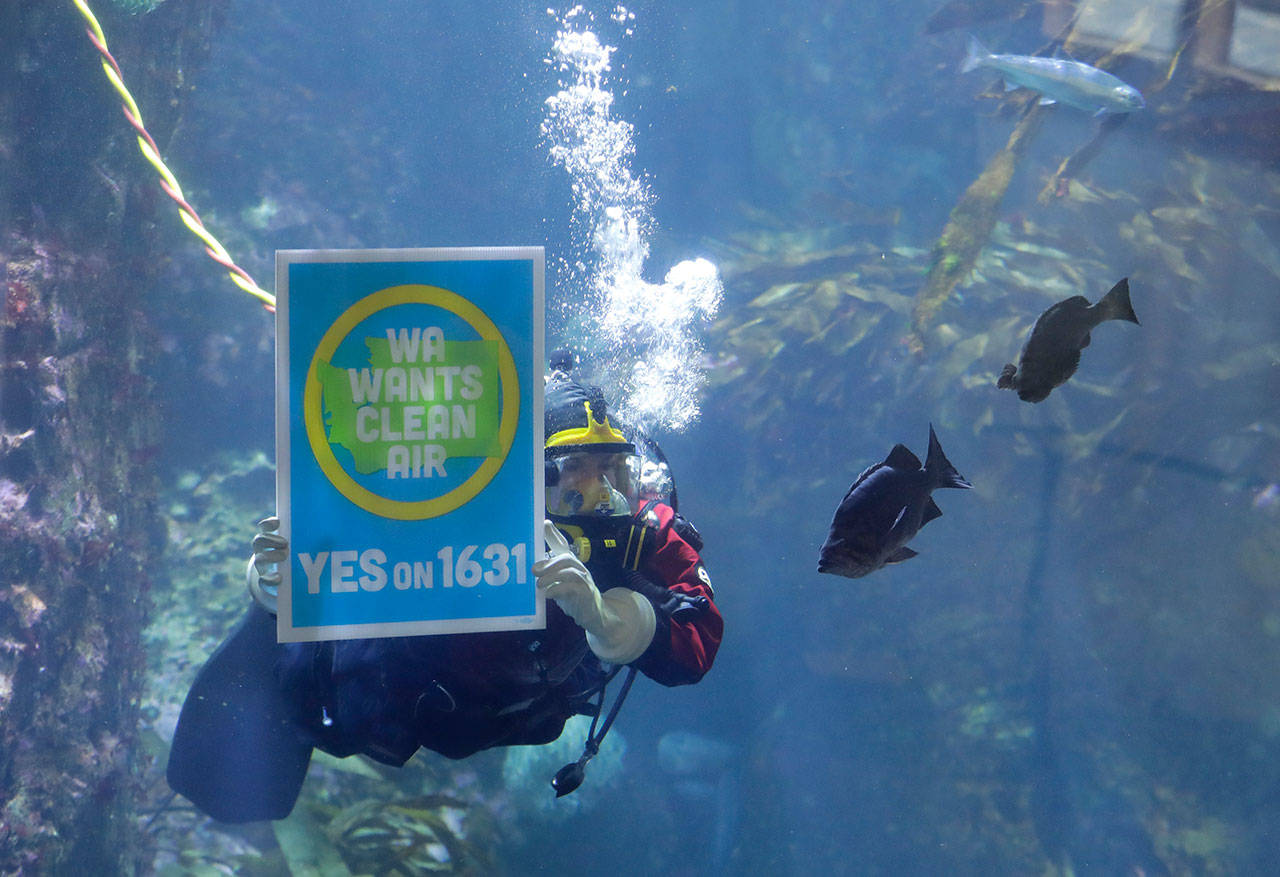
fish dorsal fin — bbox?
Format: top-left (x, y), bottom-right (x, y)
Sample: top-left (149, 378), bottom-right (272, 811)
top-left (886, 546), bottom-right (918, 564)
top-left (885, 444), bottom-right (921, 471)
top-left (922, 497), bottom-right (943, 525)
top-left (848, 462), bottom-right (882, 492)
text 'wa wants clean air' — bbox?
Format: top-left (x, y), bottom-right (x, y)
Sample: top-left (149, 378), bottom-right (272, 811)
top-left (318, 327), bottom-right (503, 480)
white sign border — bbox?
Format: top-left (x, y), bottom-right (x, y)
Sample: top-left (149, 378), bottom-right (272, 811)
top-left (274, 246), bottom-right (545, 642)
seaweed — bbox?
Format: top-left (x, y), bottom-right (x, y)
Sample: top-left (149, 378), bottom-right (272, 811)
top-left (909, 103), bottom-right (1046, 351)
top-left (325, 795), bottom-right (495, 876)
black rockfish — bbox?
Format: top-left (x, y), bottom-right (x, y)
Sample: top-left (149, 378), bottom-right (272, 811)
top-left (817, 426), bottom-right (972, 579)
top-left (998, 278), bottom-right (1139, 403)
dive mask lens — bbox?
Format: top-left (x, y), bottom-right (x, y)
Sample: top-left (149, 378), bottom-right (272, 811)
top-left (545, 452), bottom-right (640, 518)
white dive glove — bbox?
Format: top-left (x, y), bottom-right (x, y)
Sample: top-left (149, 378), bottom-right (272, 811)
top-left (246, 515), bottom-right (288, 615)
top-left (533, 519), bottom-right (656, 664)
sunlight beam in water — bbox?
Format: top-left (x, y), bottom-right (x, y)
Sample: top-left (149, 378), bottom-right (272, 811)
top-left (542, 5), bottom-right (722, 432)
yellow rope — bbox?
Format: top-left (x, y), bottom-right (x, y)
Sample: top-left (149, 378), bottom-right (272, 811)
top-left (71, 0), bottom-right (276, 309)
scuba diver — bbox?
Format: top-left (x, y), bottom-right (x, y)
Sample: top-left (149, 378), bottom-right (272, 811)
top-left (166, 350), bottom-right (723, 822)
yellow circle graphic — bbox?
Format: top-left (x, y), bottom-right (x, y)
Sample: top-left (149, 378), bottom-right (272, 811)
top-left (303, 284), bottom-right (519, 520)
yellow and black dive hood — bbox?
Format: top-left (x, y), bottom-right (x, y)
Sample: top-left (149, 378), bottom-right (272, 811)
top-left (544, 379), bottom-right (635, 458)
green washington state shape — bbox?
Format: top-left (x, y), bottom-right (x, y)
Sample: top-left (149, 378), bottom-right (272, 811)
top-left (316, 337), bottom-right (502, 476)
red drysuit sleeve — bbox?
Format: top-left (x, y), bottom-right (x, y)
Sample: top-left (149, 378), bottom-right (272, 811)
top-left (632, 503), bottom-right (723, 686)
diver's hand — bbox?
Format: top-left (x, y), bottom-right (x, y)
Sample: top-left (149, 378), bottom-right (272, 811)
top-left (533, 520), bottom-right (656, 664)
top-left (533, 520), bottom-right (600, 623)
top-left (247, 515), bottom-right (287, 615)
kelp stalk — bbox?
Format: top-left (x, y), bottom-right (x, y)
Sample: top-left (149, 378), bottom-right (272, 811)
top-left (909, 104), bottom-right (1045, 352)
top-left (1038, 114), bottom-right (1129, 202)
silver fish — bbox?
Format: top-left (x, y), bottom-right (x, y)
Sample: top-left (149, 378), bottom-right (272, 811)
top-left (962, 35), bottom-right (1145, 115)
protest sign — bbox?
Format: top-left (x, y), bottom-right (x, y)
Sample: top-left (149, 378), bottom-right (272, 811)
top-left (276, 248), bottom-right (543, 642)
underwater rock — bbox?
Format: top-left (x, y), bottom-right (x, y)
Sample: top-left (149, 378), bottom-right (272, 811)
top-left (656, 730), bottom-right (737, 777)
top-left (0, 0), bottom-right (235, 868)
top-left (0, 235), bottom-right (161, 873)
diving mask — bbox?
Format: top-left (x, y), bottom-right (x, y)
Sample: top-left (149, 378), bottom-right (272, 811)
top-left (546, 450), bottom-right (641, 519)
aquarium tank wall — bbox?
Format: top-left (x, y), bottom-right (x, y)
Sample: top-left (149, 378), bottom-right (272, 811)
top-left (2, 0), bottom-right (1279, 873)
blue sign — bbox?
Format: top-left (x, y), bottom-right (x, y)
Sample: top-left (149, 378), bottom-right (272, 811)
top-left (275, 248), bottom-right (544, 642)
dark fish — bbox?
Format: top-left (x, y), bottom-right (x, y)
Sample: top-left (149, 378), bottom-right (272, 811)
top-left (997, 277), bottom-right (1140, 403)
top-left (924, 0), bottom-right (1030, 35)
top-left (817, 426), bottom-right (972, 579)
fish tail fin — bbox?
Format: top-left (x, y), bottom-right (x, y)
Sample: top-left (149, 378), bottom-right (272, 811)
top-left (925, 424), bottom-right (972, 490)
top-left (961, 34), bottom-right (988, 73)
top-left (1098, 277), bottom-right (1139, 325)
top-left (997, 363), bottom-right (1018, 390)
